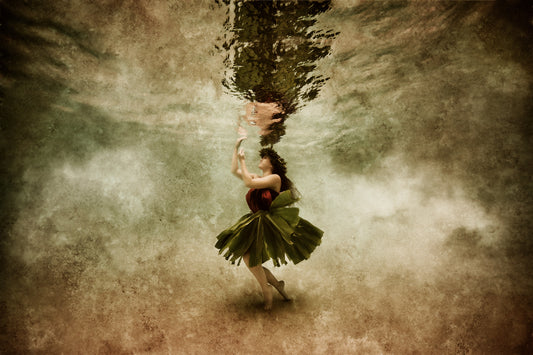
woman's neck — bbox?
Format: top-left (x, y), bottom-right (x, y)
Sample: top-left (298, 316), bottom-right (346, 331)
top-left (262, 169), bottom-right (273, 177)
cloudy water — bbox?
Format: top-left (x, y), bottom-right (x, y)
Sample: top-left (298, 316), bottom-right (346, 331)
top-left (1, 0), bottom-right (532, 353)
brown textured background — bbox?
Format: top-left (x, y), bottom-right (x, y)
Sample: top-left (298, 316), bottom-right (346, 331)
top-left (1, 0), bottom-right (532, 353)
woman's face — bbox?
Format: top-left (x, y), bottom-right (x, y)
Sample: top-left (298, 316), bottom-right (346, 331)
top-left (258, 156), bottom-right (273, 172)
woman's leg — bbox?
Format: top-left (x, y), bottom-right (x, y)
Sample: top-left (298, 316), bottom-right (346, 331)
top-left (243, 253), bottom-right (273, 310)
top-left (262, 267), bottom-right (291, 301)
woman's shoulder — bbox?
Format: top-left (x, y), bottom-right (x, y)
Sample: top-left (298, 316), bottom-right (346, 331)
top-left (269, 173), bottom-right (282, 183)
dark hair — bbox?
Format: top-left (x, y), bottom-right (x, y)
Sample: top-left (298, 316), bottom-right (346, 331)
top-left (259, 116), bottom-right (286, 146)
top-left (259, 147), bottom-right (299, 199)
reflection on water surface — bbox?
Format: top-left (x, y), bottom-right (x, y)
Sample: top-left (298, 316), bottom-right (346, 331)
top-left (216, 0), bottom-right (337, 145)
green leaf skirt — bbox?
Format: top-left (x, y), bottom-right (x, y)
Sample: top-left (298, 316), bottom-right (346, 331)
top-left (215, 191), bottom-right (323, 267)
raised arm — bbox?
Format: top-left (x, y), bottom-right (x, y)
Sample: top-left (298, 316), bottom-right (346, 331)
top-left (231, 136), bottom-right (247, 178)
top-left (238, 149), bottom-right (281, 191)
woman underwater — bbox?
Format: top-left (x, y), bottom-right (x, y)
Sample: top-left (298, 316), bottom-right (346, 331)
top-left (215, 136), bottom-right (323, 310)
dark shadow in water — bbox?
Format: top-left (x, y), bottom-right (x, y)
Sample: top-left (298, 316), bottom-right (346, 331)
top-left (223, 290), bottom-right (300, 317)
top-left (0, 2), bottom-right (120, 346)
top-left (215, 0), bottom-right (337, 146)
top-left (0, 2), bottom-right (214, 352)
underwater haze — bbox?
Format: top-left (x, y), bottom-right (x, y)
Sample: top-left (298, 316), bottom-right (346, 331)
top-left (1, 0), bottom-right (532, 353)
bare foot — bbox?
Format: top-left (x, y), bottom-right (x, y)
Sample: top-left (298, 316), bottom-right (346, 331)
top-left (272, 280), bottom-right (291, 301)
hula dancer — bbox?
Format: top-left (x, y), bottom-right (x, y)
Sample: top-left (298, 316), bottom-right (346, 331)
top-left (215, 136), bottom-right (323, 310)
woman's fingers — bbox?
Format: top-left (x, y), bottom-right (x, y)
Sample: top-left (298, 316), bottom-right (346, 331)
top-left (236, 136), bottom-right (247, 148)
top-left (237, 136), bottom-right (247, 142)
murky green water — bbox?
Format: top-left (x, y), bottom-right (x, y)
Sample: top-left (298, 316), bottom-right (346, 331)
top-left (1, 1), bottom-right (532, 353)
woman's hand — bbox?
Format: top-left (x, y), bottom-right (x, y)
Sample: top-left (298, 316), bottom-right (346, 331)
top-left (235, 136), bottom-right (247, 149)
top-left (238, 147), bottom-right (245, 161)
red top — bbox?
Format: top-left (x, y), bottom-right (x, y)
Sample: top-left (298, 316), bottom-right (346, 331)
top-left (246, 188), bottom-right (279, 213)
